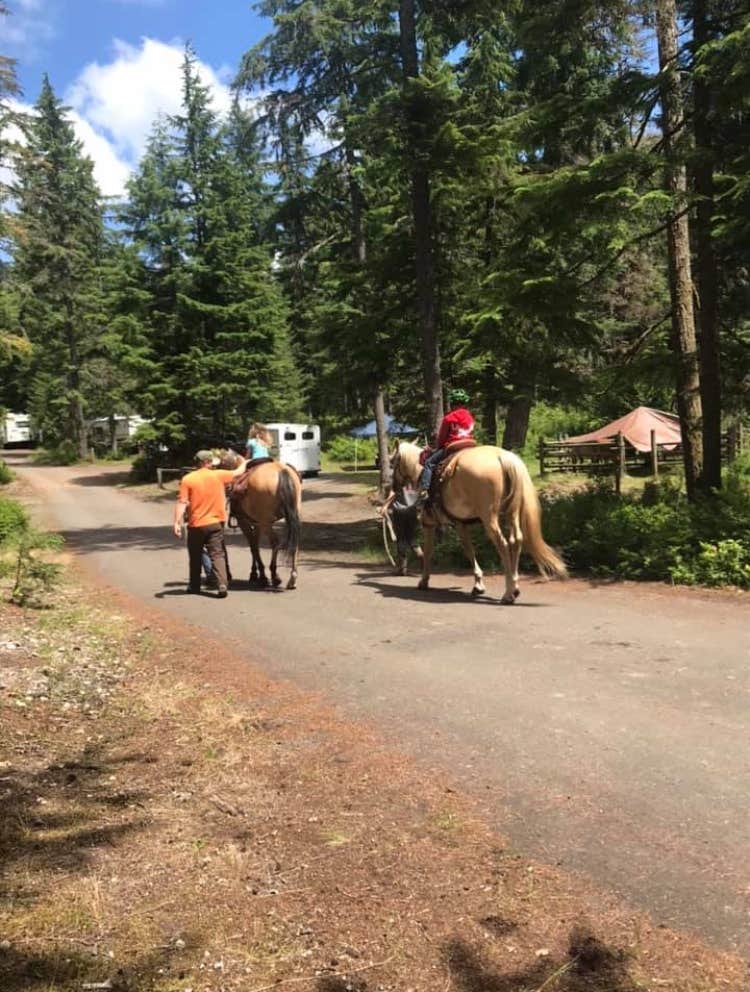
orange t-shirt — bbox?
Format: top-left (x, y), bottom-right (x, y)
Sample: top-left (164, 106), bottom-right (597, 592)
top-left (179, 467), bottom-right (236, 528)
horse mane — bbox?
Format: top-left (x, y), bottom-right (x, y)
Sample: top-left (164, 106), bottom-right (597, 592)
top-left (395, 441), bottom-right (423, 486)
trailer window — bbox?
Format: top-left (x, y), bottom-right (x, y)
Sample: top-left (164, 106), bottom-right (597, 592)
top-left (302, 431), bottom-right (314, 440)
top-left (284, 431), bottom-right (297, 440)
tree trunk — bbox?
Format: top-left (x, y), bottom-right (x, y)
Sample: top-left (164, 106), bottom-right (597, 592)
top-left (482, 366), bottom-right (498, 445)
top-left (692, 0), bottom-right (722, 491)
top-left (345, 139), bottom-right (367, 267)
top-left (398, 0), bottom-right (443, 437)
top-left (502, 393), bottom-right (533, 452)
top-left (109, 414), bottom-right (119, 457)
top-left (655, 0), bottom-right (703, 499)
top-left (374, 387), bottom-right (392, 495)
top-left (66, 306), bottom-right (88, 460)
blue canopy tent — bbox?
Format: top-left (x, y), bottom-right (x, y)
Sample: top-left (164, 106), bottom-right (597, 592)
top-left (349, 414), bottom-right (420, 469)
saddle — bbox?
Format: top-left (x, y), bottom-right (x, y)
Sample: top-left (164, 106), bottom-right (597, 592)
top-left (426, 439), bottom-right (477, 518)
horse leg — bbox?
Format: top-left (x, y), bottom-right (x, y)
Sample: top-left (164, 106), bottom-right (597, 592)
top-left (507, 512), bottom-right (523, 601)
top-left (417, 523), bottom-right (435, 590)
top-left (238, 519), bottom-right (260, 585)
top-left (483, 518), bottom-right (516, 604)
top-left (286, 540), bottom-right (298, 590)
top-left (269, 527), bottom-right (283, 588)
top-left (457, 523), bottom-right (485, 597)
top-left (247, 525), bottom-right (268, 587)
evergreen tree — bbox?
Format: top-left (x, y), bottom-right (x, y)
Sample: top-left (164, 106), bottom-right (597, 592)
top-left (11, 77), bottom-right (104, 456)
top-left (123, 47), bottom-right (302, 456)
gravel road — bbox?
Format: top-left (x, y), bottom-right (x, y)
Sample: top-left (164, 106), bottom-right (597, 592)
top-left (9, 452), bottom-right (750, 954)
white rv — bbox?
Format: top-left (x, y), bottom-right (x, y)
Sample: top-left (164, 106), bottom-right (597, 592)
top-left (2, 412), bottom-right (32, 447)
top-left (266, 423), bottom-right (321, 476)
top-left (88, 415), bottom-right (150, 451)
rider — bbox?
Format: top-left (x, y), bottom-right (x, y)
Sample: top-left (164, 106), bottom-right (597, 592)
top-left (417, 388), bottom-right (475, 506)
top-left (245, 423), bottom-right (273, 461)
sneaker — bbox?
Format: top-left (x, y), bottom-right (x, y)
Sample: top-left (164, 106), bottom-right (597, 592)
top-left (217, 585), bottom-right (228, 598)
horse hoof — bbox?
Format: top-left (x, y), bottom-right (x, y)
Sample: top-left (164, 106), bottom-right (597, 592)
top-left (471, 586), bottom-right (485, 598)
top-left (259, 576), bottom-right (270, 589)
top-left (272, 576), bottom-right (282, 588)
top-left (513, 588), bottom-right (521, 600)
top-left (500, 594), bottom-right (515, 605)
top-left (286, 577), bottom-right (297, 590)
top-left (417, 579), bottom-right (429, 591)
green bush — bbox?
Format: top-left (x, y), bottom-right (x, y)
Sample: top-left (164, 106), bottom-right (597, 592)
top-left (324, 434), bottom-right (378, 464)
top-left (32, 441), bottom-right (79, 465)
top-left (522, 402), bottom-right (598, 463)
top-left (0, 497), bottom-right (28, 544)
top-left (0, 460), bottom-right (12, 485)
top-left (542, 476), bottom-right (750, 588)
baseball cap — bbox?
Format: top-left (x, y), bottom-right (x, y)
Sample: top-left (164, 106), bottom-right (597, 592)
top-left (194, 449), bottom-right (215, 464)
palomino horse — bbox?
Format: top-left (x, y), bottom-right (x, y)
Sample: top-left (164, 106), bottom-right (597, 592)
top-left (391, 442), bottom-right (566, 603)
top-left (219, 450), bottom-right (302, 590)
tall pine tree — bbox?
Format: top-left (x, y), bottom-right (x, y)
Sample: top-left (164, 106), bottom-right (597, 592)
top-left (11, 77), bottom-right (104, 456)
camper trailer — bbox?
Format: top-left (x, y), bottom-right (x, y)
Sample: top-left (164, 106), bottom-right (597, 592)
top-left (266, 423), bottom-right (321, 476)
top-left (1, 412), bottom-right (32, 448)
top-left (88, 415), bottom-right (150, 453)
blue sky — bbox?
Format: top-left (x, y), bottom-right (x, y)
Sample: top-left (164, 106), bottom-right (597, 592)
top-left (4, 0), bottom-right (272, 194)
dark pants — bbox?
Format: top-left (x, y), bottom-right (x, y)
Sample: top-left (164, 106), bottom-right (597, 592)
top-left (187, 524), bottom-right (228, 592)
top-left (419, 447), bottom-right (449, 492)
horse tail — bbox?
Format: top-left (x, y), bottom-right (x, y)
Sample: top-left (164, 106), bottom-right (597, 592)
top-left (500, 452), bottom-right (567, 579)
top-left (277, 467), bottom-right (301, 561)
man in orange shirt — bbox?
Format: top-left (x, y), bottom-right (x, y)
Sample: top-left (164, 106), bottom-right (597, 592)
top-left (174, 450), bottom-right (246, 597)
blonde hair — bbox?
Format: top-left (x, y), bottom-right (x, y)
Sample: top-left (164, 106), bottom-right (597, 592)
top-left (248, 422), bottom-right (273, 447)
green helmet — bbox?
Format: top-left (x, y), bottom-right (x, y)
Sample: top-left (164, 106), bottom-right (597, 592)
top-left (448, 388), bottom-right (469, 407)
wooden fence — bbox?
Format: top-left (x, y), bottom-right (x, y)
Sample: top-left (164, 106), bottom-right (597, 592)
top-left (539, 424), bottom-right (743, 492)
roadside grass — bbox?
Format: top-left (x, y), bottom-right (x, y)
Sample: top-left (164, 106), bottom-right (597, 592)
top-left (0, 560), bottom-right (746, 990)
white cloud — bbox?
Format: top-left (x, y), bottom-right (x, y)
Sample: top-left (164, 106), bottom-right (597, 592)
top-left (66, 37), bottom-right (233, 172)
top-left (3, 0), bottom-right (57, 59)
top-left (3, 38), bottom-right (234, 198)
top-left (3, 98), bottom-right (129, 199)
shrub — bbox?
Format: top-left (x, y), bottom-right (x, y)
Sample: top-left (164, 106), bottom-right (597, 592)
top-left (0, 497), bottom-right (28, 544)
top-left (0, 459), bottom-right (12, 485)
top-left (324, 434), bottom-right (378, 464)
top-left (32, 441), bottom-right (79, 465)
top-left (0, 527), bottom-right (64, 606)
top-left (542, 476), bottom-right (750, 588)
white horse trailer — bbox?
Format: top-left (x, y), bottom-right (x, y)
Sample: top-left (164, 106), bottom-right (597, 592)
top-left (266, 423), bottom-right (321, 476)
top-left (2, 412), bottom-right (32, 448)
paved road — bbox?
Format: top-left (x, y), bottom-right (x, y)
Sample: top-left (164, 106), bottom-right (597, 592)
top-left (8, 453), bottom-right (750, 954)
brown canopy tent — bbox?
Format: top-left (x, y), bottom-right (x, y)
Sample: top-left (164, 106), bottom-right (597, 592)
top-left (565, 406), bottom-right (681, 453)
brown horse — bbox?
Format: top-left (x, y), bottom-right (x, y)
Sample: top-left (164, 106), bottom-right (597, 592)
top-left (219, 450), bottom-right (302, 590)
top-left (392, 442), bottom-right (566, 603)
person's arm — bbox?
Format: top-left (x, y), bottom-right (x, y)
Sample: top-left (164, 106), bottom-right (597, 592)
top-left (378, 489), bottom-right (397, 517)
top-left (173, 499), bottom-right (188, 538)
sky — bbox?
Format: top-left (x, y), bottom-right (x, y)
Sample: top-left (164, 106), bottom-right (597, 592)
top-left (3, 0), bottom-right (271, 196)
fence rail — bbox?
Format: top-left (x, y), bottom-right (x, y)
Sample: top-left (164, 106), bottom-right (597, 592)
top-left (539, 424), bottom-right (743, 490)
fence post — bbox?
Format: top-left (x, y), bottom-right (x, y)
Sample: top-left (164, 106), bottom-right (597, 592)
top-left (650, 428), bottom-right (658, 478)
top-left (157, 467), bottom-right (164, 489)
top-left (539, 437), bottom-right (546, 477)
top-left (615, 431), bottom-right (625, 495)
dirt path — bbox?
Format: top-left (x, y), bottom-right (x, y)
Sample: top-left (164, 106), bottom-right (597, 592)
top-left (8, 453), bottom-right (750, 956)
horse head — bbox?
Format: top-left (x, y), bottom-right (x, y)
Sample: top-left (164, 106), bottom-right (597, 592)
top-left (391, 441), bottom-right (422, 488)
top-left (215, 448), bottom-right (244, 470)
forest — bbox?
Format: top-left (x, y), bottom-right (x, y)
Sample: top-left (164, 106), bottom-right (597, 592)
top-left (1, 0), bottom-right (749, 584)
